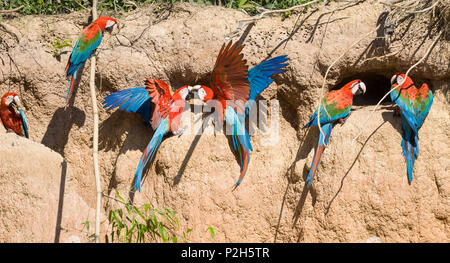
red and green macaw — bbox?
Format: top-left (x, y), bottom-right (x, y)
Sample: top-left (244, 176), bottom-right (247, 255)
top-left (303, 80), bottom-right (366, 188)
top-left (65, 16), bottom-right (117, 104)
top-left (0, 92), bottom-right (29, 138)
top-left (390, 73), bottom-right (433, 183)
top-left (103, 78), bottom-right (191, 191)
top-left (191, 41), bottom-right (289, 188)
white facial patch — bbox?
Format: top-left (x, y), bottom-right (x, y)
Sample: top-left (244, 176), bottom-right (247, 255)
top-left (351, 82), bottom-right (366, 95)
top-left (106, 20), bottom-right (116, 29)
top-left (351, 83), bottom-right (360, 95)
top-left (198, 88), bottom-right (207, 101)
top-left (179, 88), bottom-right (189, 100)
top-left (392, 74), bottom-right (404, 86)
top-left (5, 95), bottom-right (14, 106)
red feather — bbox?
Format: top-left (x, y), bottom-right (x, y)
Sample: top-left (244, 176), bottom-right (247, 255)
top-left (0, 93), bottom-right (25, 137)
top-left (210, 41), bottom-right (250, 116)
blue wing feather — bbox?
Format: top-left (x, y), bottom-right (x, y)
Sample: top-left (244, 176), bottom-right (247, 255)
top-left (246, 55), bottom-right (289, 115)
top-left (303, 104), bottom-right (350, 129)
top-left (415, 89), bottom-right (433, 130)
top-left (390, 88), bottom-right (419, 134)
top-left (102, 87), bottom-right (152, 124)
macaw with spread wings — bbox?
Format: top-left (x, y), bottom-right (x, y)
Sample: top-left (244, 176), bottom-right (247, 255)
top-left (191, 41), bottom-right (289, 188)
top-left (103, 79), bottom-right (191, 191)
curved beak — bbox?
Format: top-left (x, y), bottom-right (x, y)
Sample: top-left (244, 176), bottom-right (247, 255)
top-left (185, 92), bottom-right (192, 101)
top-left (358, 82), bottom-right (366, 95)
top-left (188, 85), bottom-right (202, 100)
top-left (10, 97), bottom-right (23, 114)
top-left (390, 74), bottom-right (397, 85)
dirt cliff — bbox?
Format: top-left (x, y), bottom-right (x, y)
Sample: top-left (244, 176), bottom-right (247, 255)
top-left (0, 1), bottom-right (448, 242)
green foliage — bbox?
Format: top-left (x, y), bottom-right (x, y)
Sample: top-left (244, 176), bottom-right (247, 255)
top-left (105, 190), bottom-right (191, 243)
top-left (1, 0), bottom-right (324, 16)
top-left (50, 38), bottom-right (72, 57)
top-left (208, 226), bottom-right (215, 239)
top-left (81, 220), bottom-right (97, 242)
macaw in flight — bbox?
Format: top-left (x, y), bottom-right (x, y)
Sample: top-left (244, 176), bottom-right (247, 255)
top-left (303, 80), bottom-right (366, 188)
top-left (390, 73), bottom-right (433, 183)
top-left (103, 78), bottom-right (191, 191)
top-left (190, 41), bottom-right (289, 188)
top-left (0, 92), bottom-right (29, 138)
top-left (65, 16), bottom-right (117, 105)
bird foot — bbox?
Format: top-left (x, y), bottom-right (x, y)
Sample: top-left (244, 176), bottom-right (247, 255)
top-left (173, 126), bottom-right (187, 137)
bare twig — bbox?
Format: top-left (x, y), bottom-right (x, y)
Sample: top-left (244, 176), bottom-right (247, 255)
top-left (0, 5), bottom-right (24, 14)
top-left (226, 0), bottom-right (321, 39)
top-left (405, 0), bottom-right (440, 14)
top-left (73, 0), bottom-right (89, 10)
top-left (89, 0), bottom-right (101, 244)
top-left (351, 29), bottom-right (444, 145)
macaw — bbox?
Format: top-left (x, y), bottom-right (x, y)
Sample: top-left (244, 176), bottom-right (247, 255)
top-left (65, 16), bottom-right (117, 104)
top-left (190, 41), bottom-right (289, 188)
top-left (103, 78), bottom-right (191, 191)
top-left (390, 73), bottom-right (433, 183)
top-left (0, 92), bottom-right (29, 138)
top-left (303, 80), bottom-right (366, 188)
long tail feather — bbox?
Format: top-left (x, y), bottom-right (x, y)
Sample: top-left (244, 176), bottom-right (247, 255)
top-left (232, 129), bottom-right (251, 189)
top-left (306, 123), bottom-right (333, 188)
top-left (65, 71), bottom-right (77, 105)
top-left (134, 118), bottom-right (169, 192)
top-left (401, 118), bottom-right (417, 184)
top-left (226, 108), bottom-right (253, 189)
top-left (18, 109), bottom-right (29, 139)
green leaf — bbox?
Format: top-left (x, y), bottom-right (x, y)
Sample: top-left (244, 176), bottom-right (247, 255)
top-left (208, 227), bottom-right (215, 239)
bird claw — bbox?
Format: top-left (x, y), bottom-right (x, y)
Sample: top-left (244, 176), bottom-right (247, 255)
top-left (173, 126), bottom-right (187, 137)
top-left (339, 115), bottom-right (350, 125)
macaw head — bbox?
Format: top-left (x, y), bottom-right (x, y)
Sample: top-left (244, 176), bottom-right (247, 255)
top-left (172, 85), bottom-right (192, 101)
top-left (391, 73), bottom-right (413, 88)
top-left (95, 16), bottom-right (118, 33)
top-left (343, 79), bottom-right (366, 96)
top-left (189, 85), bottom-right (214, 102)
top-left (1, 92), bottom-right (23, 113)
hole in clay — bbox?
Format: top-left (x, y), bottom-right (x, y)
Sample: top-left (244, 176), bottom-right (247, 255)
top-left (333, 73), bottom-right (392, 106)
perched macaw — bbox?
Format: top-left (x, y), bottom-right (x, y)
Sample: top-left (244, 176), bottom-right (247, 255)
top-left (191, 41), bottom-right (289, 188)
top-left (65, 16), bottom-right (117, 104)
top-left (0, 92), bottom-right (29, 138)
top-left (303, 80), bottom-right (366, 188)
top-left (390, 73), bottom-right (433, 183)
top-left (103, 78), bottom-right (191, 191)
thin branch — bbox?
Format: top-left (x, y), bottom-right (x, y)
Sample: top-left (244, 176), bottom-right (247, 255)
top-left (351, 29), bottom-right (444, 145)
top-left (73, 0), bottom-right (89, 10)
top-left (405, 0), bottom-right (440, 14)
top-left (226, 0), bottom-right (321, 39)
top-left (89, 0), bottom-right (101, 244)
top-left (0, 5), bottom-right (24, 14)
